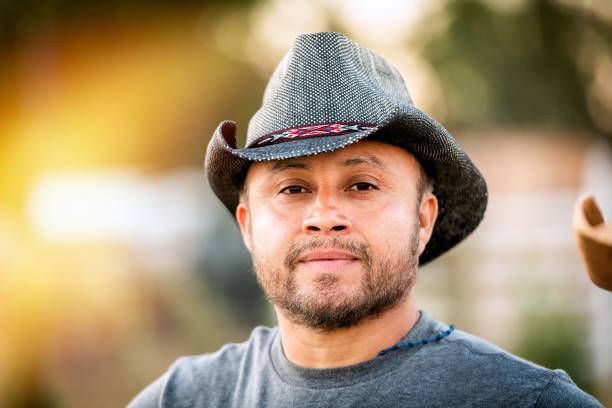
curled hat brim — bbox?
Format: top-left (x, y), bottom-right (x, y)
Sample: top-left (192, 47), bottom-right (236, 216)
top-left (573, 193), bottom-right (612, 291)
top-left (205, 105), bottom-right (488, 266)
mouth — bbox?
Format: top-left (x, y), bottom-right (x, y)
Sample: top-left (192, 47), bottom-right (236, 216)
top-left (298, 250), bottom-right (360, 272)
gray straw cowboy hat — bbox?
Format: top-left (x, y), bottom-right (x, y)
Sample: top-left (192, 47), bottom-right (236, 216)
top-left (205, 31), bottom-right (488, 266)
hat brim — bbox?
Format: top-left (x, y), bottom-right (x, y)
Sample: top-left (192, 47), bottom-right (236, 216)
top-left (573, 193), bottom-right (612, 291)
top-left (205, 106), bottom-right (488, 266)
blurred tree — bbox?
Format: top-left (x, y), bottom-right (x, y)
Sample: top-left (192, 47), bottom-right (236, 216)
top-left (423, 0), bottom-right (612, 134)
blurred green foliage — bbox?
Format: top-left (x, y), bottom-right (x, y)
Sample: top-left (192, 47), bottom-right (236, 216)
top-left (424, 0), bottom-right (612, 132)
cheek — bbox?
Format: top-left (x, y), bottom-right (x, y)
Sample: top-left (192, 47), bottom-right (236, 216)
top-left (250, 203), bottom-right (302, 257)
top-left (355, 200), bottom-right (417, 251)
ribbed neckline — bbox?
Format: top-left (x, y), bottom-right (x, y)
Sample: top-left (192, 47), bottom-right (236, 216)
top-left (268, 310), bottom-right (452, 389)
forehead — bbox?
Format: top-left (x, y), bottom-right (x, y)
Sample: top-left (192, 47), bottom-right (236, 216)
top-left (241, 140), bottom-right (422, 194)
top-left (245, 140), bottom-right (420, 181)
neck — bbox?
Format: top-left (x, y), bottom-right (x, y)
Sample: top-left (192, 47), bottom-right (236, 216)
top-left (275, 290), bottom-right (419, 368)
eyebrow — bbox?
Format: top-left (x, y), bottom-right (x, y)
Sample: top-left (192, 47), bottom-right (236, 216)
top-left (340, 155), bottom-right (388, 171)
top-left (269, 161), bottom-right (309, 174)
top-left (268, 154), bottom-right (388, 174)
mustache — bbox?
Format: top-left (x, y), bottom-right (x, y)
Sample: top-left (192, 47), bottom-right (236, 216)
top-left (284, 237), bottom-right (372, 270)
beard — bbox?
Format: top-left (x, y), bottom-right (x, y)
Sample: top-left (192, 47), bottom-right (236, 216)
top-left (251, 226), bottom-right (420, 331)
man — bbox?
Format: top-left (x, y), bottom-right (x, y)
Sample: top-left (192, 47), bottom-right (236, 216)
top-left (129, 32), bottom-right (602, 407)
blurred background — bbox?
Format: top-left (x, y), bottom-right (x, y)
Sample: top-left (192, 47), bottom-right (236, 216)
top-left (1, 0), bottom-right (611, 406)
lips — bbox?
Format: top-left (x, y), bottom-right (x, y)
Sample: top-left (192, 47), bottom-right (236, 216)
top-left (296, 250), bottom-right (360, 273)
top-left (299, 250), bottom-right (359, 263)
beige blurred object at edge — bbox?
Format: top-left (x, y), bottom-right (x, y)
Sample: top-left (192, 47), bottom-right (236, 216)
top-left (574, 193), bottom-right (612, 291)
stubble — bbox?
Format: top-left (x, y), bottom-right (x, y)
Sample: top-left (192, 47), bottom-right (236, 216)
top-left (251, 227), bottom-right (420, 331)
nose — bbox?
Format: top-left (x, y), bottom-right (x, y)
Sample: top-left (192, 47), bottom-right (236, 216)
top-left (301, 191), bottom-right (352, 236)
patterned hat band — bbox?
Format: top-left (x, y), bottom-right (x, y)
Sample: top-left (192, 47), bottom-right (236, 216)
top-left (247, 122), bottom-right (377, 148)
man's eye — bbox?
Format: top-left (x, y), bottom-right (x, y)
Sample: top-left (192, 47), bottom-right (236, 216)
top-left (348, 182), bottom-right (377, 192)
top-left (280, 185), bottom-right (307, 194)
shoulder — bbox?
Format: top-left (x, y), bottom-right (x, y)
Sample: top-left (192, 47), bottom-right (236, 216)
top-left (535, 370), bottom-right (603, 407)
top-left (126, 326), bottom-right (276, 408)
top-left (444, 328), bottom-right (556, 372)
top-left (425, 328), bottom-right (602, 406)
top-left (173, 325), bottom-right (275, 375)
top-left (432, 329), bottom-right (555, 389)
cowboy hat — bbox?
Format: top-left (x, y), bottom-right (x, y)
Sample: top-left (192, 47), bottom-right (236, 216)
top-left (204, 31), bottom-right (488, 266)
top-left (574, 193), bottom-right (612, 291)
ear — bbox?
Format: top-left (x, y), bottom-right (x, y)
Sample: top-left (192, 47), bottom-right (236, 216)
top-left (236, 201), bottom-right (253, 253)
top-left (417, 192), bottom-right (438, 256)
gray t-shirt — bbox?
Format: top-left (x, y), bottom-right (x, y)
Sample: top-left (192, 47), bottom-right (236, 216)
top-left (128, 310), bottom-right (602, 407)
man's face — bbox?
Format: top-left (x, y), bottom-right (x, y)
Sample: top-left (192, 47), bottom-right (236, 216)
top-left (236, 140), bottom-right (438, 331)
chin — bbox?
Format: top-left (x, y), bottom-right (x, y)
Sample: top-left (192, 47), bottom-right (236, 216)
top-left (299, 281), bottom-right (361, 307)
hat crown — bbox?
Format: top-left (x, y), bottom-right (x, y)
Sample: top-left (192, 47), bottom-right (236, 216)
top-left (247, 32), bottom-right (413, 147)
